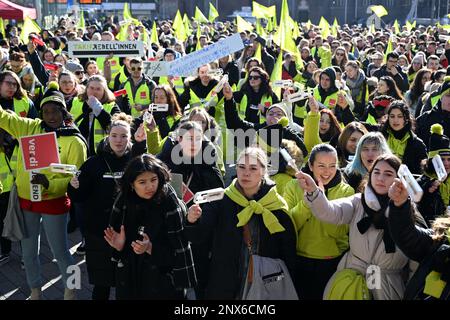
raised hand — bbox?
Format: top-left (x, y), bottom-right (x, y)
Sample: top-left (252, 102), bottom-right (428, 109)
top-left (388, 178), bottom-right (409, 207)
top-left (295, 170), bottom-right (318, 193)
top-left (308, 96), bottom-right (319, 113)
top-left (187, 204), bottom-right (202, 223)
top-left (70, 175), bottom-right (80, 189)
top-left (134, 123), bottom-right (147, 142)
top-left (223, 81), bottom-right (233, 100)
top-left (104, 225), bottom-right (126, 251)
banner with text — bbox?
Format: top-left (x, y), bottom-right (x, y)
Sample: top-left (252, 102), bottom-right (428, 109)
top-left (68, 41), bottom-right (145, 58)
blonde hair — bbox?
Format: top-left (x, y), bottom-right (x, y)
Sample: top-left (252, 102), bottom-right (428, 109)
top-left (237, 147), bottom-right (269, 179)
top-left (79, 75), bottom-right (115, 103)
top-left (109, 112), bottom-right (132, 134)
top-left (431, 217), bottom-right (450, 242)
top-left (281, 139), bottom-right (304, 176)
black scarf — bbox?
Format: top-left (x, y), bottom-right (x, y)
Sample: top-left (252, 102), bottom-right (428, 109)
top-left (317, 85), bottom-right (339, 104)
top-left (357, 190), bottom-right (396, 253)
top-left (40, 121), bottom-right (88, 148)
top-left (389, 127), bottom-right (410, 140)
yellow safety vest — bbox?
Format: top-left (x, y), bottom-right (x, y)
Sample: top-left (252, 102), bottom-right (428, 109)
top-left (313, 87), bottom-right (339, 109)
top-left (70, 97), bottom-right (116, 152)
top-left (124, 78), bottom-right (152, 118)
top-left (97, 56), bottom-right (121, 89)
top-left (237, 94), bottom-right (273, 124)
top-left (13, 97), bottom-right (31, 117)
top-left (159, 76), bottom-right (184, 95)
top-left (0, 146), bottom-right (18, 193)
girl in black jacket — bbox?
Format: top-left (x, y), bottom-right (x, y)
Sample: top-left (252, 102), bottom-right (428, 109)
top-left (381, 101), bottom-right (427, 175)
top-left (388, 180), bottom-right (450, 300)
top-left (186, 147), bottom-right (297, 299)
top-left (68, 113), bottom-right (147, 300)
top-left (104, 154), bottom-right (197, 300)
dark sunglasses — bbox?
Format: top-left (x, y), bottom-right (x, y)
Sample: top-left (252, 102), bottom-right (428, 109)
top-left (249, 75), bottom-right (261, 80)
top-left (74, 71), bottom-right (84, 75)
top-left (131, 67), bottom-right (142, 71)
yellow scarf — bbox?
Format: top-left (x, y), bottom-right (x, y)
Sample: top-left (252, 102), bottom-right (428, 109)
top-left (225, 179), bottom-right (288, 234)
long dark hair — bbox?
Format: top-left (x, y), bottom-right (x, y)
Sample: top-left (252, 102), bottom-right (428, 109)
top-left (409, 69), bottom-right (431, 100)
top-left (381, 100), bottom-right (413, 133)
top-left (151, 84), bottom-right (181, 117)
top-left (120, 154), bottom-right (171, 203)
top-left (365, 154), bottom-right (401, 192)
top-left (378, 76), bottom-right (403, 100)
top-left (242, 66), bottom-right (273, 96)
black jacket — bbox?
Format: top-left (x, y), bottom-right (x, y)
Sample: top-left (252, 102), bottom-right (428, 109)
top-left (157, 138), bottom-right (224, 194)
top-left (221, 61), bottom-right (240, 87)
top-left (373, 65), bottom-right (409, 92)
top-left (388, 200), bottom-right (450, 300)
top-left (416, 102), bottom-right (450, 149)
top-left (67, 139), bottom-right (146, 286)
top-left (184, 181), bottom-right (297, 299)
top-left (417, 174), bottom-right (448, 225)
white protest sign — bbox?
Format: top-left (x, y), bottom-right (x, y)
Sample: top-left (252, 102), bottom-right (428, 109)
top-left (168, 33), bottom-right (244, 76)
top-left (142, 61), bottom-right (169, 77)
top-left (68, 41), bottom-right (145, 58)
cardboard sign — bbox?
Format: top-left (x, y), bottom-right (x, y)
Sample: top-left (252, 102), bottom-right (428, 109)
top-left (68, 41), bottom-right (145, 58)
top-left (20, 132), bottom-right (60, 171)
top-left (142, 61), bottom-right (169, 77)
top-left (168, 33), bottom-right (244, 76)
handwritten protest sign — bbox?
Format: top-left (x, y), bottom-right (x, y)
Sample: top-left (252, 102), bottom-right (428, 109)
top-left (142, 61), bottom-right (169, 77)
top-left (20, 132), bottom-right (60, 171)
top-left (168, 33), bottom-right (244, 76)
top-left (68, 41), bottom-right (145, 58)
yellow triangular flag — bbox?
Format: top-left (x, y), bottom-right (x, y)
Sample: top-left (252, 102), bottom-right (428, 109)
top-left (252, 1), bottom-right (276, 19)
top-left (209, 3), bottom-right (219, 22)
top-left (236, 15), bottom-right (254, 32)
top-left (194, 6), bottom-right (209, 24)
top-left (254, 41), bottom-right (262, 62)
top-left (173, 10), bottom-right (187, 41)
top-left (255, 19), bottom-right (267, 38)
top-left (195, 25), bottom-right (202, 51)
top-left (20, 17), bottom-right (41, 43)
top-left (123, 3), bottom-right (139, 25)
top-left (0, 18), bottom-right (4, 38)
top-left (393, 19), bottom-right (400, 35)
top-left (383, 36), bottom-right (393, 64)
top-left (151, 21), bottom-right (159, 45)
top-left (183, 14), bottom-right (193, 37)
top-left (77, 10), bottom-right (85, 30)
top-left (270, 52), bottom-right (283, 99)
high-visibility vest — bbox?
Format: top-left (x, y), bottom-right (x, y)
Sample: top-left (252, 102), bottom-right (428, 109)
top-left (0, 146), bottom-right (18, 193)
top-left (123, 78), bottom-right (152, 118)
top-left (111, 66), bottom-right (129, 90)
top-left (70, 97), bottom-right (116, 152)
top-left (13, 97), bottom-right (31, 117)
top-left (159, 76), bottom-right (184, 95)
top-left (97, 56), bottom-right (121, 89)
top-left (313, 87), bottom-right (339, 109)
top-left (237, 94), bottom-right (273, 124)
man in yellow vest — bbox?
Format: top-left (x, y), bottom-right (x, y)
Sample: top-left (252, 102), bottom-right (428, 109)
top-left (157, 49), bottom-right (184, 95)
top-left (120, 57), bottom-right (156, 118)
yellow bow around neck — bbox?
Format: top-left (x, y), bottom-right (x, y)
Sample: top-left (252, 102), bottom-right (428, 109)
top-left (225, 179), bottom-right (288, 234)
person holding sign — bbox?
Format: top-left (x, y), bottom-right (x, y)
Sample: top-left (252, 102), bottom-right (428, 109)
top-left (104, 154), bottom-right (196, 299)
top-left (67, 113), bottom-right (147, 300)
top-left (417, 124), bottom-right (450, 224)
top-left (69, 75), bottom-right (120, 156)
top-left (185, 147), bottom-right (297, 299)
top-left (0, 84), bottom-right (87, 300)
top-left (156, 49), bottom-right (185, 95)
top-left (296, 154), bottom-right (426, 300)
top-left (119, 57), bottom-right (157, 118)
top-left (0, 71), bottom-right (37, 119)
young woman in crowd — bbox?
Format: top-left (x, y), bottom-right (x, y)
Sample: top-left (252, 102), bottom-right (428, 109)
top-left (336, 122), bottom-right (368, 168)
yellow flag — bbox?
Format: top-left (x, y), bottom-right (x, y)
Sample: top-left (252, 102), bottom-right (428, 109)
top-left (370, 5), bottom-right (388, 18)
top-left (319, 17), bottom-right (330, 39)
top-left (254, 41), bottom-right (262, 62)
top-left (331, 18), bottom-right (338, 37)
top-left (370, 23), bottom-right (376, 34)
top-left (151, 21), bottom-right (159, 45)
top-left (173, 10), bottom-right (187, 41)
top-left (405, 20), bottom-right (416, 32)
top-left (194, 6), bottom-right (209, 24)
top-left (77, 10), bottom-right (85, 30)
top-left (273, 0), bottom-right (298, 58)
top-left (0, 18), bottom-right (5, 38)
top-left (252, 1), bottom-right (276, 19)
top-left (236, 15), bottom-right (254, 32)
top-left (256, 19), bottom-right (267, 38)
top-left (270, 52), bottom-right (283, 99)
top-left (383, 37), bottom-right (393, 64)
top-left (393, 19), bottom-right (400, 35)
top-left (195, 25), bottom-right (202, 51)
top-left (209, 3), bottom-right (219, 22)
top-left (183, 14), bottom-right (193, 37)
top-left (123, 3), bottom-right (139, 25)
top-left (306, 20), bottom-right (312, 30)
top-left (20, 17), bottom-right (41, 43)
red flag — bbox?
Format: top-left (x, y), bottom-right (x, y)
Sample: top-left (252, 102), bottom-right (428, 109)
top-left (113, 89), bottom-right (127, 97)
top-left (29, 34), bottom-right (45, 46)
top-left (44, 63), bottom-right (58, 71)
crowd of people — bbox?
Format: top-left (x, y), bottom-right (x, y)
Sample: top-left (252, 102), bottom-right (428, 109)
top-left (0, 9), bottom-right (449, 301)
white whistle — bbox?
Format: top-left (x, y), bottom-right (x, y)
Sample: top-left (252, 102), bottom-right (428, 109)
top-left (148, 103), bottom-right (169, 112)
top-left (398, 164), bottom-right (423, 203)
top-left (193, 188), bottom-right (225, 204)
top-left (280, 148), bottom-right (299, 173)
top-left (432, 155), bottom-right (448, 182)
top-left (50, 163), bottom-right (79, 175)
top-left (287, 91), bottom-right (311, 103)
top-left (273, 79), bottom-right (293, 89)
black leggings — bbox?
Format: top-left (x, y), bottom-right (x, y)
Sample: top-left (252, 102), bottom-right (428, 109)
top-left (0, 192), bottom-right (12, 255)
top-left (92, 285), bottom-right (111, 300)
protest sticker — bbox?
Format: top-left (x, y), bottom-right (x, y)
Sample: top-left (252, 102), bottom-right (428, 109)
top-left (20, 132), bottom-right (60, 171)
top-left (142, 61), bottom-right (169, 77)
top-left (168, 33), bottom-right (244, 76)
top-left (68, 41), bottom-right (145, 58)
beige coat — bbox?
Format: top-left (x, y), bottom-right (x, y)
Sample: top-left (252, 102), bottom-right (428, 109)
top-left (305, 186), bottom-right (410, 300)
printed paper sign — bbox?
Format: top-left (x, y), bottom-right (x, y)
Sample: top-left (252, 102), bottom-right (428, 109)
top-left (68, 41), bottom-right (145, 58)
top-left (142, 61), bottom-right (169, 77)
top-left (168, 33), bottom-right (244, 76)
top-left (20, 132), bottom-right (60, 171)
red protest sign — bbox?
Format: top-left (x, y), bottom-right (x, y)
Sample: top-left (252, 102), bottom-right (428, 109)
top-left (30, 35), bottom-right (45, 46)
top-left (114, 89), bottom-right (127, 97)
top-left (44, 63), bottom-right (58, 71)
top-left (20, 132), bottom-right (60, 171)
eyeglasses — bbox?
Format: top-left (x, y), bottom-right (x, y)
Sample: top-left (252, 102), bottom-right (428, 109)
top-left (2, 80), bottom-right (18, 88)
top-left (249, 75), bottom-right (261, 80)
top-left (74, 71), bottom-right (84, 75)
top-left (131, 67), bottom-right (143, 71)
